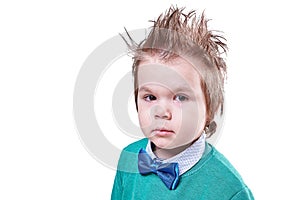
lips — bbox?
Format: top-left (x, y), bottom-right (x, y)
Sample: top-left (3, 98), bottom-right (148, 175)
top-left (151, 128), bottom-right (175, 137)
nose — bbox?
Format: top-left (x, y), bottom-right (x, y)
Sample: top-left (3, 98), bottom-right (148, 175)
top-left (153, 102), bottom-right (172, 120)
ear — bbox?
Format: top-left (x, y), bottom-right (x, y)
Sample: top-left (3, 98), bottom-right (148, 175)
top-left (204, 121), bottom-right (217, 138)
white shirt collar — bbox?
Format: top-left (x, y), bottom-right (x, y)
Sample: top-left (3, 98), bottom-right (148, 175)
top-left (145, 133), bottom-right (206, 175)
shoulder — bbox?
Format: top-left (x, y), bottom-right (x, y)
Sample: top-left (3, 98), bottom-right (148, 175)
top-left (208, 144), bottom-right (254, 198)
top-left (231, 186), bottom-right (254, 200)
top-left (123, 138), bottom-right (148, 153)
top-left (116, 138), bottom-right (148, 173)
top-left (185, 143), bottom-right (254, 199)
top-left (208, 143), bottom-right (244, 181)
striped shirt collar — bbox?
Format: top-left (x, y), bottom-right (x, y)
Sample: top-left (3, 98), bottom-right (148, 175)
top-left (145, 133), bottom-right (206, 175)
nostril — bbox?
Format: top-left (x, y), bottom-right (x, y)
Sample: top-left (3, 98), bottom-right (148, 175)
top-left (154, 110), bottom-right (172, 120)
top-left (162, 112), bottom-right (172, 120)
top-left (151, 103), bottom-right (172, 120)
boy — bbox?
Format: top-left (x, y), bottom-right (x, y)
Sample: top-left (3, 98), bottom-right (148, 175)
top-left (111, 6), bottom-right (254, 199)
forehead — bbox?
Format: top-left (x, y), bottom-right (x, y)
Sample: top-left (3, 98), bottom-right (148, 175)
top-left (137, 58), bottom-right (201, 91)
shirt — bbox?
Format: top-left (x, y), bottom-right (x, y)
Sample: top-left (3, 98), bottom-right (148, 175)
top-left (145, 133), bottom-right (206, 175)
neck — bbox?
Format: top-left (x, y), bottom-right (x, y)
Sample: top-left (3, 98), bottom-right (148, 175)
top-left (153, 142), bottom-right (193, 160)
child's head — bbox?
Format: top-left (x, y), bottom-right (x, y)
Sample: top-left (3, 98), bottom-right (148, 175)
top-left (123, 6), bottom-right (227, 149)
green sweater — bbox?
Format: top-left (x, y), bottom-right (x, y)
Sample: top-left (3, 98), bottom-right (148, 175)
top-left (111, 138), bottom-right (254, 200)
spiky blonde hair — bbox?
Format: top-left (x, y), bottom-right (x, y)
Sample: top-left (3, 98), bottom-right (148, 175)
top-left (122, 6), bottom-right (228, 137)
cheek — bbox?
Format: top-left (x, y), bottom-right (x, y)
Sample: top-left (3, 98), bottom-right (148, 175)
top-left (180, 102), bottom-right (206, 133)
top-left (137, 103), bottom-right (152, 129)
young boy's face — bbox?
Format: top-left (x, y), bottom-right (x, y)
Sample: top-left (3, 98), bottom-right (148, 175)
top-left (136, 57), bottom-right (207, 150)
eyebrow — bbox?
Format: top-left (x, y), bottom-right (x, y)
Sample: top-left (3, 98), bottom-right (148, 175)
top-left (173, 85), bottom-right (194, 93)
top-left (138, 85), bottom-right (194, 93)
top-left (138, 86), bottom-right (153, 93)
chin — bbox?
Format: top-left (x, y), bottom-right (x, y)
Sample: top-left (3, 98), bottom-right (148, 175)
top-left (151, 139), bottom-right (185, 150)
top-left (150, 138), bottom-right (175, 149)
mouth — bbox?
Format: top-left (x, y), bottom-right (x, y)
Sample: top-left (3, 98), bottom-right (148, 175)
top-left (151, 128), bottom-right (175, 137)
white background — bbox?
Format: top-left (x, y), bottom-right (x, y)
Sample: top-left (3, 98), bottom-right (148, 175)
top-left (1, 0), bottom-right (300, 199)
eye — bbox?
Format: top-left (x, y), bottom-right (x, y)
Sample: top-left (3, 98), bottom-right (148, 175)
top-left (174, 94), bottom-right (188, 102)
top-left (144, 94), bottom-right (157, 102)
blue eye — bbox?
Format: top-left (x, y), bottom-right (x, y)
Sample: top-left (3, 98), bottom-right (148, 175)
top-left (174, 95), bottom-right (188, 102)
top-left (144, 95), bottom-right (157, 101)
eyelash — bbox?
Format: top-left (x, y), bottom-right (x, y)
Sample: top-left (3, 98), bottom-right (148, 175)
top-left (143, 94), bottom-right (157, 101)
top-left (174, 94), bottom-right (188, 102)
top-left (142, 94), bottom-right (188, 102)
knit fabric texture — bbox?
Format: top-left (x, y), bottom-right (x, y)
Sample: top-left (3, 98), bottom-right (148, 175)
top-left (111, 138), bottom-right (254, 200)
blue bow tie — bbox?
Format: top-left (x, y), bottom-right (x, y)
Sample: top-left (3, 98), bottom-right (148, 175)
top-left (138, 148), bottom-right (180, 190)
